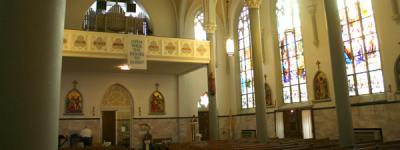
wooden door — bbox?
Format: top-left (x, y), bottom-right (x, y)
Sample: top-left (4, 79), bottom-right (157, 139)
top-left (283, 110), bottom-right (303, 138)
top-left (102, 111), bottom-right (116, 145)
top-left (198, 111), bottom-right (209, 140)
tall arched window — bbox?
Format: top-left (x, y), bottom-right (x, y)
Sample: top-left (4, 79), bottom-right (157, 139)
top-left (276, 0), bottom-right (308, 104)
top-left (194, 11), bottom-right (207, 40)
top-left (337, 0), bottom-right (384, 96)
top-left (238, 7), bottom-right (255, 109)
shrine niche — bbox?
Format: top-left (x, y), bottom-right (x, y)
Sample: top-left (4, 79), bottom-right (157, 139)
top-left (65, 80), bottom-right (83, 115)
top-left (313, 71), bottom-right (330, 101)
top-left (149, 83), bottom-right (165, 115)
top-left (396, 56), bottom-right (400, 92)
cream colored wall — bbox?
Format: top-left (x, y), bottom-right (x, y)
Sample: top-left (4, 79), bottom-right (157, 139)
top-left (64, 0), bottom-right (177, 37)
top-left (65, 0), bottom-right (94, 30)
top-left (60, 72), bottom-right (178, 118)
top-left (178, 66), bottom-right (208, 117)
top-left (373, 0), bottom-right (400, 94)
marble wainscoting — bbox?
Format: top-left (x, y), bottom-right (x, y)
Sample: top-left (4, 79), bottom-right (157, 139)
top-left (177, 118), bottom-right (195, 143)
top-left (132, 118), bottom-right (179, 149)
top-left (352, 102), bottom-right (400, 141)
top-left (233, 114), bottom-right (257, 139)
top-left (218, 113), bottom-right (276, 140)
top-left (218, 116), bottom-right (234, 140)
top-left (313, 108), bottom-right (339, 140)
top-left (266, 113), bottom-right (276, 138)
top-left (313, 102), bottom-right (400, 141)
top-left (59, 118), bottom-right (101, 145)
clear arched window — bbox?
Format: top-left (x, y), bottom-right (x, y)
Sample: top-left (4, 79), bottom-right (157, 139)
top-left (337, 0), bottom-right (384, 96)
top-left (276, 0), bottom-right (308, 104)
top-left (238, 7), bottom-right (255, 109)
top-left (197, 92), bottom-right (209, 111)
top-left (194, 11), bottom-right (207, 40)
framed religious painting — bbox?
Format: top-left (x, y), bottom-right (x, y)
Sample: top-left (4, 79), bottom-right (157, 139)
top-left (65, 80), bottom-right (83, 115)
top-left (149, 83), bottom-right (165, 115)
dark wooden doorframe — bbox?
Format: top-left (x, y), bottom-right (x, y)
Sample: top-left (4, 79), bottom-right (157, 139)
top-left (102, 111), bottom-right (116, 146)
top-left (283, 109), bottom-right (303, 139)
top-left (198, 111), bottom-right (209, 140)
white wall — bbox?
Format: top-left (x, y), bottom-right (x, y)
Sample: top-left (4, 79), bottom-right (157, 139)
top-left (178, 66), bottom-right (208, 117)
top-left (60, 72), bottom-right (178, 118)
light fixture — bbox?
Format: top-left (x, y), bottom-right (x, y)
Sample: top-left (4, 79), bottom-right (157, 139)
top-left (226, 38), bottom-right (234, 56)
top-left (118, 64), bottom-right (131, 71)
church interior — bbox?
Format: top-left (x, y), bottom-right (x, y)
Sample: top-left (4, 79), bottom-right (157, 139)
top-left (2, 0), bottom-right (400, 149)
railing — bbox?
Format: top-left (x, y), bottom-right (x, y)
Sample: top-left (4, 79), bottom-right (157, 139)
top-left (63, 30), bottom-right (210, 63)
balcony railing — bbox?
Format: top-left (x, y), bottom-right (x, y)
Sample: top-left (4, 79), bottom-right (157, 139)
top-left (63, 30), bottom-right (210, 63)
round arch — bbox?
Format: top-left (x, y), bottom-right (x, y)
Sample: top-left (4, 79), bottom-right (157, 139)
top-left (100, 83), bottom-right (134, 148)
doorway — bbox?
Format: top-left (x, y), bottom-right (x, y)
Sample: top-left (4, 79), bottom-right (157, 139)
top-left (283, 109), bottom-right (303, 138)
top-left (279, 109), bottom-right (314, 139)
top-left (198, 111), bottom-right (209, 140)
top-left (101, 83), bottom-right (134, 148)
top-left (102, 111), bottom-right (116, 145)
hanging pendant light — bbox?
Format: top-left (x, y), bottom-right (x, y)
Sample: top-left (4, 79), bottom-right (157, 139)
top-left (97, 0), bottom-right (107, 11)
top-left (126, 0), bottom-right (136, 12)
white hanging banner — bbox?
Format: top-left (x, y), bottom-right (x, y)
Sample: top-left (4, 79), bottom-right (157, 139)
top-left (127, 37), bottom-right (147, 70)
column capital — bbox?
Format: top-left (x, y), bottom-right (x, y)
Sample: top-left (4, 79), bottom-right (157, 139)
top-left (244, 0), bottom-right (262, 8)
top-left (204, 23), bottom-right (217, 33)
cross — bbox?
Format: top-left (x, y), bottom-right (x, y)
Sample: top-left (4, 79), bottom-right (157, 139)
top-left (155, 83), bottom-right (160, 90)
top-left (72, 80), bottom-right (78, 89)
top-left (316, 60), bottom-right (321, 71)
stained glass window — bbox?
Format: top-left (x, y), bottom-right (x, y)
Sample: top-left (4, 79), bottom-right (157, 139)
top-left (337, 0), bottom-right (384, 96)
top-left (194, 11), bottom-right (207, 40)
top-left (276, 0), bottom-right (308, 104)
top-left (238, 7), bottom-right (255, 109)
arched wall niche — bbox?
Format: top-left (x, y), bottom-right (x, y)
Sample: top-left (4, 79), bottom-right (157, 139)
top-left (101, 83), bottom-right (133, 109)
top-left (101, 83), bottom-right (134, 148)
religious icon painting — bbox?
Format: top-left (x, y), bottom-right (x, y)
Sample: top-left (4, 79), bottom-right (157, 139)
top-left (149, 83), bottom-right (165, 115)
top-left (65, 80), bottom-right (83, 115)
top-left (313, 71), bottom-right (330, 101)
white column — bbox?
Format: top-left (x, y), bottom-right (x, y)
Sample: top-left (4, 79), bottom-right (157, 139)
top-left (245, 0), bottom-right (268, 142)
top-left (323, 0), bottom-right (354, 147)
top-left (0, 0), bottom-right (66, 149)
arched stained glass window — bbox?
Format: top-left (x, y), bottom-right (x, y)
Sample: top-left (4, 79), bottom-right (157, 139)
top-left (238, 7), bottom-right (255, 109)
top-left (276, 0), bottom-right (308, 104)
top-left (194, 11), bottom-right (207, 40)
top-left (337, 0), bottom-right (384, 96)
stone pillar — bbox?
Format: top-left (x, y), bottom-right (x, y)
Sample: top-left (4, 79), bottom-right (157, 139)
top-left (323, 0), bottom-right (354, 147)
top-left (203, 0), bottom-right (219, 140)
top-left (0, 1), bottom-right (66, 150)
top-left (204, 23), bottom-right (220, 140)
top-left (245, 0), bottom-right (268, 142)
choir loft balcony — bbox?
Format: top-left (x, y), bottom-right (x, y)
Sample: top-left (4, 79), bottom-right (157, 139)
top-left (62, 30), bottom-right (210, 74)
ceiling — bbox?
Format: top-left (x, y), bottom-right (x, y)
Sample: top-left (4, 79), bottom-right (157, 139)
top-left (62, 57), bottom-right (207, 75)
